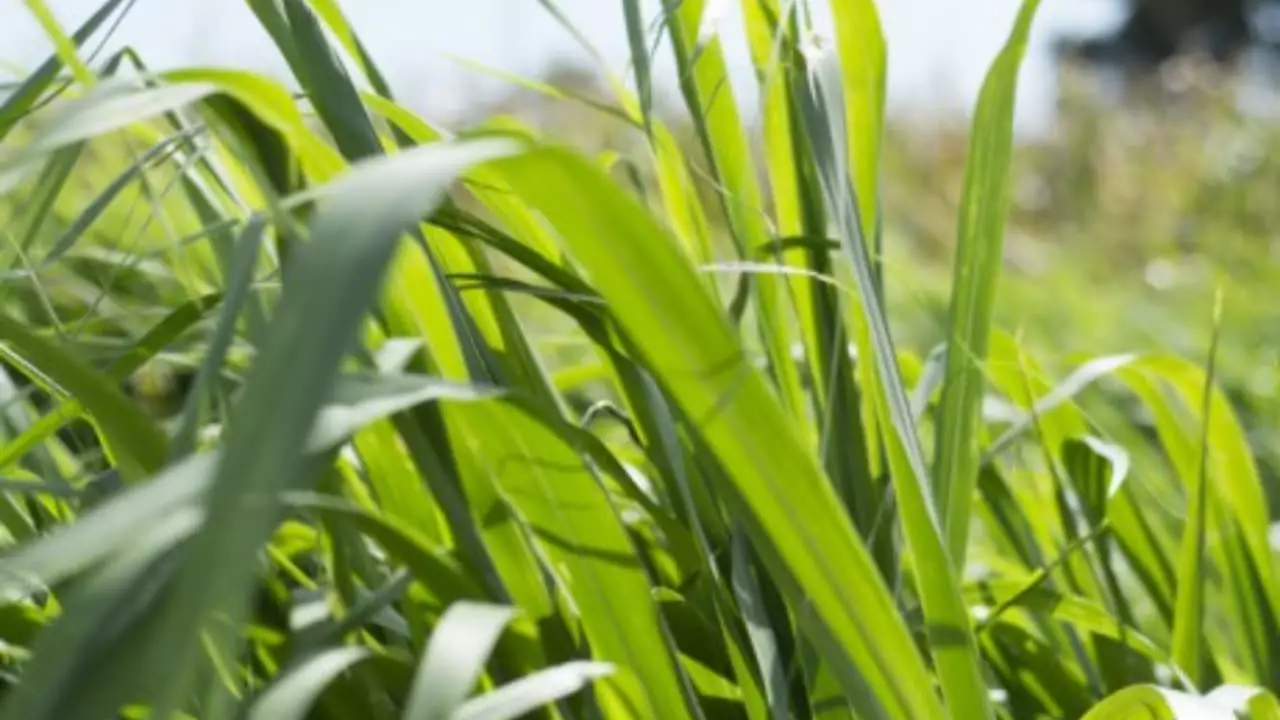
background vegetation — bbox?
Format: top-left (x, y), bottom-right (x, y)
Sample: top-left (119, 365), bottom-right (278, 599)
top-left (0, 0), bottom-right (1278, 718)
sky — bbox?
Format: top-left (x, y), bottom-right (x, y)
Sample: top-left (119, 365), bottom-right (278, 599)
top-left (1, 1), bottom-right (1120, 134)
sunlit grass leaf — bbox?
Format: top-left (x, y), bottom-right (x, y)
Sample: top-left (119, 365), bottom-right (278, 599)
top-left (932, 0), bottom-right (1043, 571)
top-left (0, 0), bottom-right (134, 139)
top-left (1080, 683), bottom-right (1280, 719)
top-left (448, 398), bottom-right (701, 718)
top-left (491, 144), bottom-right (945, 720)
top-left (1172, 294), bottom-right (1224, 688)
top-left (797, 38), bottom-right (990, 720)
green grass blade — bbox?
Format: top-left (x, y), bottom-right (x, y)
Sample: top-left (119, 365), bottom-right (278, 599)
top-left (0, 0), bottom-right (133, 139)
top-left (20, 0), bottom-right (98, 87)
top-left (796, 44), bottom-right (991, 720)
top-left (662, 0), bottom-right (806, 423)
top-left (1115, 355), bottom-right (1280, 684)
top-left (1080, 684), bottom-right (1280, 718)
top-left (0, 450), bottom-right (212, 598)
top-left (5, 79), bottom-right (217, 167)
top-left (491, 144), bottom-right (944, 720)
top-left (142, 137), bottom-right (519, 717)
top-left (280, 492), bottom-right (485, 604)
top-left (824, 0), bottom-right (886, 249)
top-left (455, 661), bottom-right (616, 720)
top-left (9, 144), bottom-right (84, 260)
top-left (730, 530), bottom-right (793, 719)
top-left (37, 128), bottom-right (198, 269)
top-left (171, 218), bottom-right (266, 456)
top-left (308, 373), bottom-right (503, 452)
top-left (932, 0), bottom-right (1043, 571)
top-left (0, 509), bottom-right (196, 720)
top-left (403, 601), bottom-right (516, 720)
top-left (451, 398), bottom-right (702, 719)
top-left (619, 0), bottom-right (654, 139)
top-left (1171, 292), bottom-right (1224, 687)
top-left (246, 647), bottom-right (374, 720)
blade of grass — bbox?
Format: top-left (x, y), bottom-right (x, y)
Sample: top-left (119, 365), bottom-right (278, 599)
top-left (662, 0), bottom-right (806, 423)
top-left (933, 0), bottom-right (1043, 572)
top-left (455, 661), bottom-right (616, 720)
top-left (245, 647), bottom-right (374, 720)
top-left (0, 0), bottom-right (134, 138)
top-left (403, 601), bottom-right (515, 720)
top-left (491, 144), bottom-right (945, 720)
top-left (1171, 290), bottom-right (1224, 688)
top-left (20, 0), bottom-right (98, 87)
top-left (796, 43), bottom-right (992, 720)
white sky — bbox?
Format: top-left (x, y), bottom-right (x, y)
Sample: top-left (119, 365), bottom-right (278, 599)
top-left (2, 1), bottom-right (1118, 134)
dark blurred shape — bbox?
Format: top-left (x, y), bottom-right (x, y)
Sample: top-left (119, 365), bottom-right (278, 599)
top-left (1054, 0), bottom-right (1280, 71)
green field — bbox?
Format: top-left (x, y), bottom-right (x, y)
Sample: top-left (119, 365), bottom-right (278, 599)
top-left (0, 0), bottom-right (1278, 718)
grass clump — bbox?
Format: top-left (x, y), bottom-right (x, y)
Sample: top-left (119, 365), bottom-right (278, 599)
top-left (0, 1), bottom-right (1276, 719)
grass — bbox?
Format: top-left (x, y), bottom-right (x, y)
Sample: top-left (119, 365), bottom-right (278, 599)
top-left (0, 0), bottom-right (1277, 718)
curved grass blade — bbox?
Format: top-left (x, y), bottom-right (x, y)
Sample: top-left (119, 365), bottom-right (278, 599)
top-left (307, 372), bottom-right (503, 452)
top-left (662, 0), bottom-right (806, 423)
top-left (454, 661), bottom-right (616, 720)
top-left (402, 601), bottom-right (515, 720)
top-left (966, 577), bottom-right (1168, 664)
top-left (245, 647), bottom-right (373, 720)
top-left (0, 507), bottom-right (198, 720)
top-left (982, 353), bottom-right (1138, 463)
top-left (1080, 683), bottom-right (1280, 719)
top-left (3, 79), bottom-right (217, 174)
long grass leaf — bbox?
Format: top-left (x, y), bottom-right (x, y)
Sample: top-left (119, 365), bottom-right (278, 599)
top-left (933, 0), bottom-right (1043, 571)
top-left (797, 42), bottom-right (991, 720)
top-left (1171, 292), bottom-right (1224, 687)
top-left (491, 144), bottom-right (944, 720)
